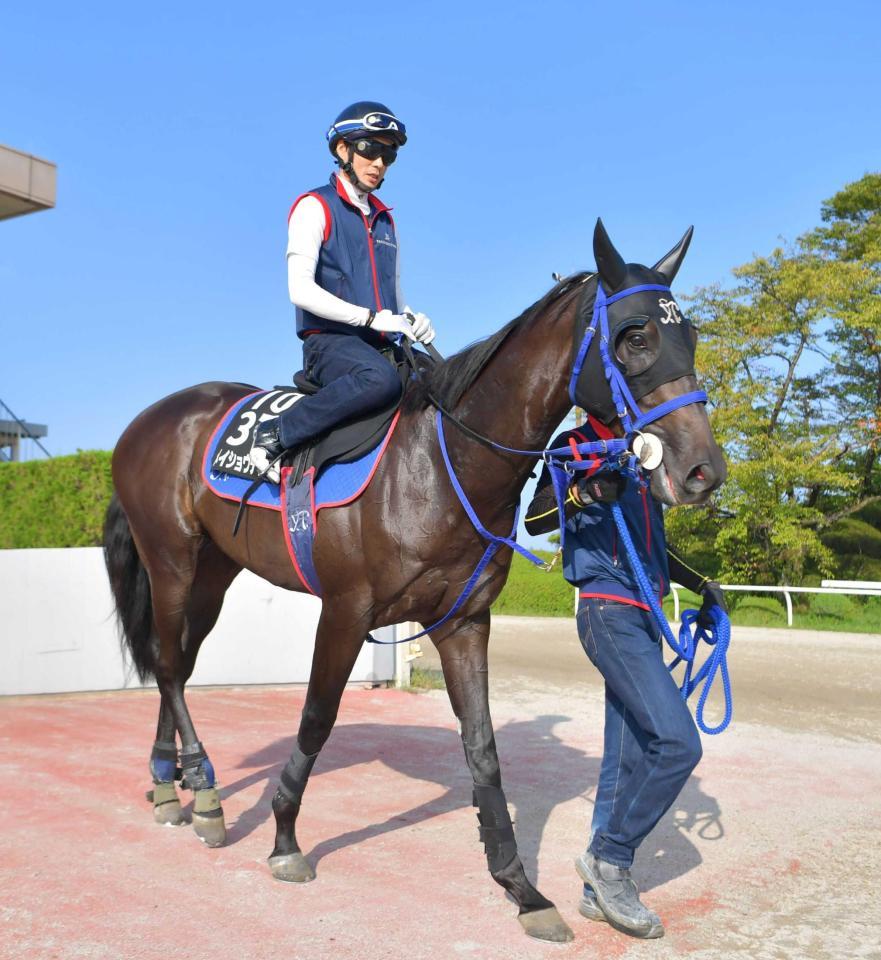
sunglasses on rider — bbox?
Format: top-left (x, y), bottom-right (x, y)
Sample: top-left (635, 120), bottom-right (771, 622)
top-left (351, 138), bottom-right (398, 165)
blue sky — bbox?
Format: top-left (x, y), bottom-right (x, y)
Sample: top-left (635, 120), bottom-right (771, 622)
top-left (3, 0), bottom-right (880, 477)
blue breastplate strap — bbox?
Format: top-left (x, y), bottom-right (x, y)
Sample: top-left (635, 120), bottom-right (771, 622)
top-left (371, 278), bottom-right (731, 737)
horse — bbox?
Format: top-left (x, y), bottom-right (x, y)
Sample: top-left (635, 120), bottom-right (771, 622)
top-left (104, 219), bottom-right (725, 943)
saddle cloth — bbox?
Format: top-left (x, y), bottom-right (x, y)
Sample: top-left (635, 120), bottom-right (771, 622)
top-left (204, 389), bottom-right (401, 594)
top-left (203, 386), bottom-right (401, 511)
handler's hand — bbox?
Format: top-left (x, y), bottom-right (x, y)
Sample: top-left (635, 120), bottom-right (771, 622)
top-left (574, 470), bottom-right (627, 505)
top-left (371, 309), bottom-right (417, 341)
top-left (698, 580), bottom-right (727, 629)
top-left (404, 308), bottom-right (436, 345)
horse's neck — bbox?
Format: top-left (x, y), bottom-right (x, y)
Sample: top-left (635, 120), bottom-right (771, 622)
top-left (448, 296), bottom-right (577, 518)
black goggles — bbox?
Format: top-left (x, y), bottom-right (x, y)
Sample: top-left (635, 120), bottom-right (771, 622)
top-left (351, 138), bottom-right (398, 165)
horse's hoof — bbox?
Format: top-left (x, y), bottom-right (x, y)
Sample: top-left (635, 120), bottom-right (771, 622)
top-left (154, 800), bottom-right (187, 826)
top-left (268, 852), bottom-right (316, 883)
top-left (149, 782), bottom-right (187, 826)
top-left (192, 810), bottom-right (226, 846)
top-left (518, 907), bottom-right (575, 943)
top-left (191, 787), bottom-right (226, 846)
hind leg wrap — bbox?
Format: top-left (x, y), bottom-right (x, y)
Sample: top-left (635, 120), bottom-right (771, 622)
top-left (148, 740), bottom-right (186, 825)
top-left (150, 740), bottom-right (179, 785)
top-left (179, 741), bottom-right (216, 791)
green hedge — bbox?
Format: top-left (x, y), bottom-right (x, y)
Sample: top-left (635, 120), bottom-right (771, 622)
top-left (0, 451), bottom-right (113, 548)
top-left (492, 550), bottom-right (573, 616)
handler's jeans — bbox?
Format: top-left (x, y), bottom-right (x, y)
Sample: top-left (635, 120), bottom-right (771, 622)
top-left (577, 597), bottom-right (702, 869)
top-left (279, 332), bottom-right (401, 449)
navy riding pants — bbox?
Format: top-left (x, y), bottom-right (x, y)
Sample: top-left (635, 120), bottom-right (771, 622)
top-left (577, 596), bottom-right (702, 869)
top-left (278, 332), bottom-right (402, 449)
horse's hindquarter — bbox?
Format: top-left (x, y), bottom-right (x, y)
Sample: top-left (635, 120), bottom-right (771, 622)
top-left (313, 405), bottom-right (517, 628)
top-left (116, 380), bottom-right (305, 593)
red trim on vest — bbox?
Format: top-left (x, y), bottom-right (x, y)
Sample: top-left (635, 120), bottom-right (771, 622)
top-left (289, 192), bottom-right (332, 243)
top-left (368, 191), bottom-right (393, 214)
top-left (578, 592), bottom-right (650, 612)
top-left (587, 413), bottom-right (615, 440)
top-left (571, 428), bottom-right (603, 477)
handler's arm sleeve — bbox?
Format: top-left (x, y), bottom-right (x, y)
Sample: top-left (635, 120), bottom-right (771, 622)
top-left (666, 548), bottom-right (711, 594)
top-left (524, 469), bottom-right (582, 536)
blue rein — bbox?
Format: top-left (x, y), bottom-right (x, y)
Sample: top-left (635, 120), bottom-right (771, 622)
top-left (370, 279), bottom-right (733, 735)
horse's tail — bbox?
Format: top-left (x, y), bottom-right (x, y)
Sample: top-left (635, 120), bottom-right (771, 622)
top-left (103, 494), bottom-right (155, 682)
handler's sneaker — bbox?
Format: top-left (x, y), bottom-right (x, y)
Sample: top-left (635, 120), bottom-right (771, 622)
top-left (575, 854), bottom-right (664, 939)
top-left (578, 885), bottom-right (607, 922)
top-left (249, 418), bottom-right (285, 484)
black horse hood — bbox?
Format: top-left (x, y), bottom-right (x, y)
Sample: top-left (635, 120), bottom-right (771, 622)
top-left (571, 220), bottom-right (697, 425)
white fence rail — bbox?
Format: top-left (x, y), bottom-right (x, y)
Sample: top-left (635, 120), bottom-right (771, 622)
top-left (669, 581), bottom-right (881, 626)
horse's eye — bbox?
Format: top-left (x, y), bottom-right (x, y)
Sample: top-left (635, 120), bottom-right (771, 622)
top-left (627, 332), bottom-right (647, 350)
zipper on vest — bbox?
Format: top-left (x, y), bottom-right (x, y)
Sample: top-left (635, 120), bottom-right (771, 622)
top-left (360, 211), bottom-right (383, 310)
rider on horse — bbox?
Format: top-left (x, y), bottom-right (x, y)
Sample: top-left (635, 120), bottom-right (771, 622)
top-left (250, 101), bottom-right (435, 476)
top-left (526, 419), bottom-right (726, 940)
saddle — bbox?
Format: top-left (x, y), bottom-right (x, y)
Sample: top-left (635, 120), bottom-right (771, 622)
top-left (284, 351), bottom-right (413, 485)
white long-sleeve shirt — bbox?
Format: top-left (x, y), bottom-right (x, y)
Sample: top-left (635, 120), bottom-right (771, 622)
top-left (286, 174), bottom-right (405, 325)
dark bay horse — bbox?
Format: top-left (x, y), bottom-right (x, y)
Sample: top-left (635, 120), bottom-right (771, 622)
top-left (104, 220), bottom-right (725, 943)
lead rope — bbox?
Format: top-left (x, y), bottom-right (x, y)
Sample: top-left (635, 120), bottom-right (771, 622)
top-left (610, 502), bottom-right (732, 734)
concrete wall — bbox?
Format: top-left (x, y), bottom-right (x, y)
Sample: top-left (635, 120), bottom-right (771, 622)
top-left (0, 547), bottom-right (396, 696)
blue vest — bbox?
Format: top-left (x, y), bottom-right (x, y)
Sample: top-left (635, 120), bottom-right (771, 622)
top-left (556, 425), bottom-right (670, 607)
top-left (291, 174), bottom-right (399, 345)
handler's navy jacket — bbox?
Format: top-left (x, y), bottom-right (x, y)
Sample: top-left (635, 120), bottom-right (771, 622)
top-left (551, 421), bottom-right (669, 610)
top-left (289, 174), bottom-right (398, 346)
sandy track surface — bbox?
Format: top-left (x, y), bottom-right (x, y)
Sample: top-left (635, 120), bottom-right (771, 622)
top-left (1, 618), bottom-right (879, 960)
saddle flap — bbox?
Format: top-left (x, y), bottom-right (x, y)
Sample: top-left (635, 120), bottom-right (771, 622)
top-left (292, 370), bottom-right (320, 395)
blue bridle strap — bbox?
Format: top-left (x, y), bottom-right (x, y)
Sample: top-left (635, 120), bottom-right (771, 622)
top-left (369, 280), bottom-right (718, 679)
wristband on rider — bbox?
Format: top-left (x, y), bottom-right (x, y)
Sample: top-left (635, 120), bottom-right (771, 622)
top-left (365, 309), bottom-right (376, 328)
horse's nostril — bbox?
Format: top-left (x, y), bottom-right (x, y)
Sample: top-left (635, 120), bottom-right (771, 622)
top-left (686, 462), bottom-right (717, 492)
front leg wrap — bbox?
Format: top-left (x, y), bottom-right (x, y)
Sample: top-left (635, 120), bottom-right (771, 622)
top-left (473, 784), bottom-right (517, 872)
top-left (276, 745), bottom-right (319, 805)
top-left (474, 783), bottom-right (554, 914)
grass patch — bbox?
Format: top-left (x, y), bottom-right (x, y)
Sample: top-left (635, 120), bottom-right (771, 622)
top-left (492, 550), bottom-right (572, 617)
top-left (405, 667), bottom-right (446, 691)
top-left (494, 553), bottom-right (881, 632)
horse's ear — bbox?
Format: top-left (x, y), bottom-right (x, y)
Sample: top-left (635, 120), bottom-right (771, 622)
top-left (593, 218), bottom-right (627, 291)
top-left (652, 226), bottom-right (694, 283)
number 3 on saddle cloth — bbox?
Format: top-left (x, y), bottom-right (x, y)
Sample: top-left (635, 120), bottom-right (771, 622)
top-left (202, 382), bottom-right (402, 596)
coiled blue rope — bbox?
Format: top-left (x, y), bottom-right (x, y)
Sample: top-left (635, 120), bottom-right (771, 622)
top-left (611, 502), bottom-right (733, 735)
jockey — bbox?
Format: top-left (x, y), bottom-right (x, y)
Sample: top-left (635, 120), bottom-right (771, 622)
top-left (250, 101), bottom-right (435, 476)
top-left (525, 415), bottom-right (726, 940)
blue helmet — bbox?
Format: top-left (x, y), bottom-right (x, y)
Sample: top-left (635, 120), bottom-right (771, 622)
top-left (327, 101), bottom-right (407, 155)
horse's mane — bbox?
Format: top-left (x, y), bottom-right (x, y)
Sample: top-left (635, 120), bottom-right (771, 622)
top-left (403, 272), bottom-right (591, 412)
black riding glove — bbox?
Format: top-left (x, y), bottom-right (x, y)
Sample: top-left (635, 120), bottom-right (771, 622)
top-left (698, 581), bottom-right (727, 629)
top-left (575, 470), bottom-right (627, 505)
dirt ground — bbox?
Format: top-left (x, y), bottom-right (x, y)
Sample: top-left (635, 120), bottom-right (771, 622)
top-left (1, 617), bottom-right (879, 960)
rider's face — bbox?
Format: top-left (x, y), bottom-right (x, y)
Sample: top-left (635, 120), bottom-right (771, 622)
top-left (337, 134), bottom-right (395, 191)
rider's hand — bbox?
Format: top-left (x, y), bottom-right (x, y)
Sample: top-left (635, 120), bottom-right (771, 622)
top-left (370, 309), bottom-right (417, 341)
top-left (698, 580), bottom-right (727, 628)
top-left (574, 470), bottom-right (627, 505)
top-left (403, 307), bottom-right (436, 345)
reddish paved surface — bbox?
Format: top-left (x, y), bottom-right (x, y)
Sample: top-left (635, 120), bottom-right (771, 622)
top-left (1, 681), bottom-right (879, 960)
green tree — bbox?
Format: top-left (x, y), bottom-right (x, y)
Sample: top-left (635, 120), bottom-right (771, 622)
top-left (668, 174), bottom-right (881, 585)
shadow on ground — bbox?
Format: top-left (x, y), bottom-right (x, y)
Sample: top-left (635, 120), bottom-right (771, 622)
top-left (218, 712), bottom-right (722, 891)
